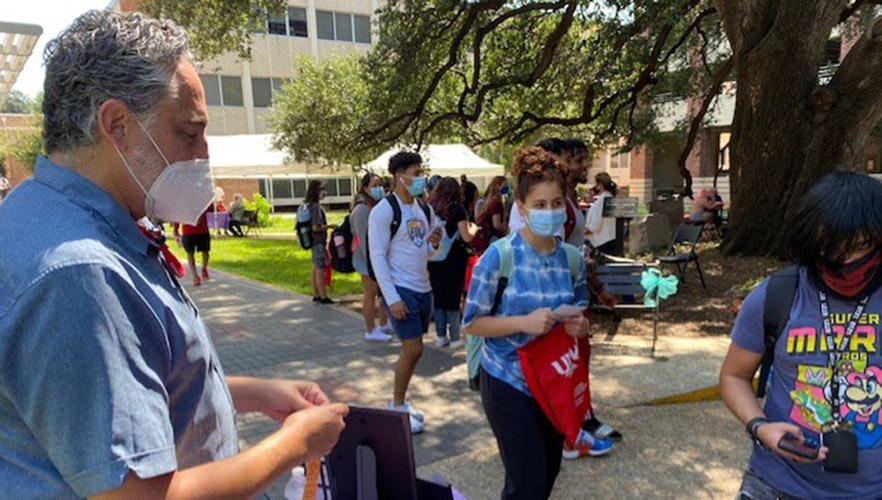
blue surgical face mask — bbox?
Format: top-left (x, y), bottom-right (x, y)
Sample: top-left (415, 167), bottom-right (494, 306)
top-left (500, 184), bottom-right (509, 196)
top-left (527, 208), bottom-right (567, 238)
top-left (369, 186), bottom-right (384, 201)
top-left (403, 174), bottom-right (426, 196)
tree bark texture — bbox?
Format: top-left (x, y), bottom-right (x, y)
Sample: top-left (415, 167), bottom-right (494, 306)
top-left (715, 0), bottom-right (882, 256)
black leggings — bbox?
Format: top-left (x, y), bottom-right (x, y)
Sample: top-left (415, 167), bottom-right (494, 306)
top-left (480, 368), bottom-right (563, 500)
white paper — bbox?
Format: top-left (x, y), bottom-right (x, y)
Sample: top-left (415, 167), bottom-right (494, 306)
top-left (552, 304), bottom-right (586, 319)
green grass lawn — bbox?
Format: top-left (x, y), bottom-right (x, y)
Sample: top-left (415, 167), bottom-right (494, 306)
top-left (170, 236), bottom-right (363, 298)
top-left (258, 210), bottom-right (349, 234)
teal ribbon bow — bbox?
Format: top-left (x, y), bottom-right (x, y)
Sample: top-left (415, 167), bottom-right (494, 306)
top-left (640, 268), bottom-right (679, 307)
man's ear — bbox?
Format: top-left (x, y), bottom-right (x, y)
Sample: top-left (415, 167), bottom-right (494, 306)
top-left (97, 99), bottom-right (134, 153)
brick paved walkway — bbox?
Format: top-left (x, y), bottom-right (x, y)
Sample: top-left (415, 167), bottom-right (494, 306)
top-left (188, 270), bottom-right (749, 499)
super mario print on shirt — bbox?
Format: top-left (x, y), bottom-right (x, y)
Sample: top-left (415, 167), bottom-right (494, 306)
top-left (732, 268), bottom-right (882, 498)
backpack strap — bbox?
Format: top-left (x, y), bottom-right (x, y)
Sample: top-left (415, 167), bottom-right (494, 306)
top-left (416, 197), bottom-right (432, 225)
top-left (564, 198), bottom-right (577, 241)
top-left (757, 266), bottom-right (799, 398)
top-left (386, 194), bottom-right (402, 241)
top-left (561, 242), bottom-right (581, 284)
top-left (489, 237), bottom-right (514, 316)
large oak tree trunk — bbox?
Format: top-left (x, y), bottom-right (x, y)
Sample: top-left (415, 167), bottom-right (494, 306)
top-left (715, 0), bottom-right (882, 256)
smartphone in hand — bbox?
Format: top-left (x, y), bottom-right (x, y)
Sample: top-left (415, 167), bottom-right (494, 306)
top-left (778, 434), bottom-right (819, 460)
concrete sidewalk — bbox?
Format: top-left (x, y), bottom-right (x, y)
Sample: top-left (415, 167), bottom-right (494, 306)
top-left (188, 270), bottom-right (748, 499)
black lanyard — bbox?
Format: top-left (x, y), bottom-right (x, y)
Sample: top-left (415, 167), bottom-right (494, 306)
top-left (819, 290), bottom-right (868, 422)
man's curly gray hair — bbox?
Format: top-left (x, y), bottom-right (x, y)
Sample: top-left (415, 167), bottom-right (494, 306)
top-left (42, 10), bottom-right (193, 154)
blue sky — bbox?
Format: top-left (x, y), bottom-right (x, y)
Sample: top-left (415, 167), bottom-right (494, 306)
top-left (6, 0), bottom-right (112, 98)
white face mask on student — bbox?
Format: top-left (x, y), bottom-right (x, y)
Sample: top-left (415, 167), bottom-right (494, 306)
top-left (113, 118), bottom-right (215, 226)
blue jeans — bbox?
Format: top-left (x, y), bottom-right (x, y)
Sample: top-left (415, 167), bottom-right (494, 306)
top-left (434, 308), bottom-right (461, 342)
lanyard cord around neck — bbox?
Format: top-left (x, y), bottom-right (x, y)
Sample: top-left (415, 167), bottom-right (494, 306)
top-left (819, 290), bottom-right (869, 422)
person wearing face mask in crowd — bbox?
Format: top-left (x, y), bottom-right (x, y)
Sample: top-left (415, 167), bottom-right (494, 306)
top-left (585, 172), bottom-right (620, 255)
top-left (368, 151), bottom-right (442, 434)
top-left (351, 172), bottom-right (393, 342)
top-left (463, 146), bottom-right (607, 500)
top-left (304, 180), bottom-right (334, 305)
top-left (0, 11), bottom-right (348, 499)
top-left (721, 171), bottom-right (882, 499)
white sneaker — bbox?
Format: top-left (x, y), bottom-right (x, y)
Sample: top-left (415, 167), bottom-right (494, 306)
top-left (378, 323), bottom-right (394, 335)
top-left (449, 339), bottom-right (465, 349)
top-left (409, 415), bottom-right (425, 434)
top-left (364, 329), bottom-right (393, 342)
top-left (436, 336), bottom-right (450, 348)
top-left (388, 401), bottom-right (425, 423)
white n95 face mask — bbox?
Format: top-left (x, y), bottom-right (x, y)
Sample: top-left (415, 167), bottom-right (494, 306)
top-left (114, 118), bottom-right (215, 226)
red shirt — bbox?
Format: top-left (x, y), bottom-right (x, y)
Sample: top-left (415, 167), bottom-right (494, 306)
top-left (174, 209), bottom-right (212, 236)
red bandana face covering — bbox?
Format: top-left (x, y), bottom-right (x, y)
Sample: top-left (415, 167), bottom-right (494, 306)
top-left (820, 250), bottom-right (882, 298)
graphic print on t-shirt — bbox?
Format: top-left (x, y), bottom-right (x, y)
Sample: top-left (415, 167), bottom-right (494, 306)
top-left (786, 312), bottom-right (882, 448)
top-left (406, 219), bottom-right (426, 248)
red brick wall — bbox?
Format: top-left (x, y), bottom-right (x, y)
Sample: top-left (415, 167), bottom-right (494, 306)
top-left (215, 178), bottom-right (262, 202)
top-left (629, 145), bottom-right (653, 180)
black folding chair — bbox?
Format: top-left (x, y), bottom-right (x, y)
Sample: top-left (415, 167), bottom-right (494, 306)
top-left (657, 223), bottom-right (706, 288)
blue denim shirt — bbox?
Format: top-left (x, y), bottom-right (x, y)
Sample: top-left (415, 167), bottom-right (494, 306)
top-left (0, 157), bottom-right (238, 498)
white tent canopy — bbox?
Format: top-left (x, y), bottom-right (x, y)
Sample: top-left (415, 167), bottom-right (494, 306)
top-left (362, 144), bottom-right (505, 178)
top-left (207, 134), bottom-right (348, 177)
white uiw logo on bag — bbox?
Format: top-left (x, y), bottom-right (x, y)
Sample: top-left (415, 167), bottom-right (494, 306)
top-left (551, 343), bottom-right (581, 378)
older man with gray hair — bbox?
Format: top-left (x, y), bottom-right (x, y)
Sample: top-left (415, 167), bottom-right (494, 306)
top-left (0, 10), bottom-right (347, 499)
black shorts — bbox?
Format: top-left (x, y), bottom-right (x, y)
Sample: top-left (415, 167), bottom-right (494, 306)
top-left (182, 233), bottom-right (211, 253)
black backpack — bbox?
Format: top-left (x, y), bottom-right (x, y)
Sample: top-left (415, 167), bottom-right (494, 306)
top-left (756, 266), bottom-right (799, 398)
top-left (330, 214), bottom-right (356, 273)
top-left (366, 194), bottom-right (432, 282)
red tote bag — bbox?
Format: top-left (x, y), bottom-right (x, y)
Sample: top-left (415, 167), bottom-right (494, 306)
top-left (517, 324), bottom-right (591, 444)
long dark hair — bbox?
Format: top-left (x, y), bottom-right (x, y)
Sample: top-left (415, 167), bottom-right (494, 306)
top-left (304, 180), bottom-right (324, 205)
top-left (595, 172), bottom-right (619, 196)
top-left (428, 177), bottom-right (463, 221)
top-left (790, 171), bottom-right (882, 273)
top-left (477, 176), bottom-right (507, 219)
top-left (352, 172), bottom-right (381, 209)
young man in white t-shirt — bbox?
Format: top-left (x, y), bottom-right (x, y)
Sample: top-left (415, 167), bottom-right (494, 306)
top-left (368, 151), bottom-right (441, 434)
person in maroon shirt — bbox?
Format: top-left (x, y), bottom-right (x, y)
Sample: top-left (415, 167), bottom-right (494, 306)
top-left (174, 208), bottom-right (213, 286)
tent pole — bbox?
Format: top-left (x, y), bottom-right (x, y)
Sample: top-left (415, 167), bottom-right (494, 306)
top-left (268, 175), bottom-right (275, 214)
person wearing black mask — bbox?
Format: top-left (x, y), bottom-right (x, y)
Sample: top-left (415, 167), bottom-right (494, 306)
top-left (721, 171), bottom-right (882, 499)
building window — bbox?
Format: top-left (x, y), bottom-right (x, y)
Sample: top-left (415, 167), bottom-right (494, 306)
top-left (338, 178), bottom-right (353, 197)
top-left (317, 11), bottom-right (335, 40)
top-left (272, 179), bottom-right (293, 199)
top-left (825, 37), bottom-right (842, 66)
top-left (288, 7), bottom-right (308, 38)
top-left (252, 77), bottom-right (289, 108)
top-left (220, 76), bottom-right (244, 106)
top-left (200, 75), bottom-right (221, 106)
top-left (334, 13), bottom-right (353, 42)
top-left (354, 15), bottom-right (371, 44)
top-left (316, 11), bottom-right (372, 44)
top-left (718, 132), bottom-right (731, 175)
top-left (293, 179), bottom-right (307, 198)
top-left (267, 9), bottom-right (287, 35)
top-left (252, 78), bottom-right (273, 108)
top-left (608, 149), bottom-right (629, 170)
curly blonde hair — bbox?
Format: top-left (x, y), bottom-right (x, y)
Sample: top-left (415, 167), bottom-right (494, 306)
top-left (512, 146), bottom-right (567, 201)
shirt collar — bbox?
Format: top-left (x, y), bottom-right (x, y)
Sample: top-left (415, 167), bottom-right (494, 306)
top-left (33, 155), bottom-right (153, 256)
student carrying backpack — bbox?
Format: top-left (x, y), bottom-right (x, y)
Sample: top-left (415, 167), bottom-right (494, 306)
top-left (330, 216), bottom-right (356, 274)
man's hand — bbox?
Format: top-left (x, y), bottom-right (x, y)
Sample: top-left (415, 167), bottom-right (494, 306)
top-left (564, 315), bottom-right (590, 338)
top-left (756, 422), bottom-right (828, 464)
top-left (282, 403), bottom-right (349, 463)
top-left (388, 300), bottom-right (408, 321)
top-left (522, 308), bottom-right (555, 336)
top-left (257, 379), bottom-right (330, 423)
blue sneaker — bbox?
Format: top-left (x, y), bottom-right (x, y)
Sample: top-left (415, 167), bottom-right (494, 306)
top-left (562, 430), bottom-right (613, 460)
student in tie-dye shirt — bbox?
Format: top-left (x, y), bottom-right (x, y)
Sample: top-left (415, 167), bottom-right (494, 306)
top-left (463, 146), bottom-right (592, 500)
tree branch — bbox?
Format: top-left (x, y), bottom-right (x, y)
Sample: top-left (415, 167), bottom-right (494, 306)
top-left (677, 56), bottom-right (735, 198)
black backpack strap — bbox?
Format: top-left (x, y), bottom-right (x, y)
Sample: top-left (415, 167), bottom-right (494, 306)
top-left (417, 197), bottom-right (432, 225)
top-left (757, 266), bottom-right (799, 397)
top-left (386, 194), bottom-right (402, 241)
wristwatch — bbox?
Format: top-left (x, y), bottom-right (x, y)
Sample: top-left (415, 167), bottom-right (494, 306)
top-left (746, 417), bottom-right (770, 448)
